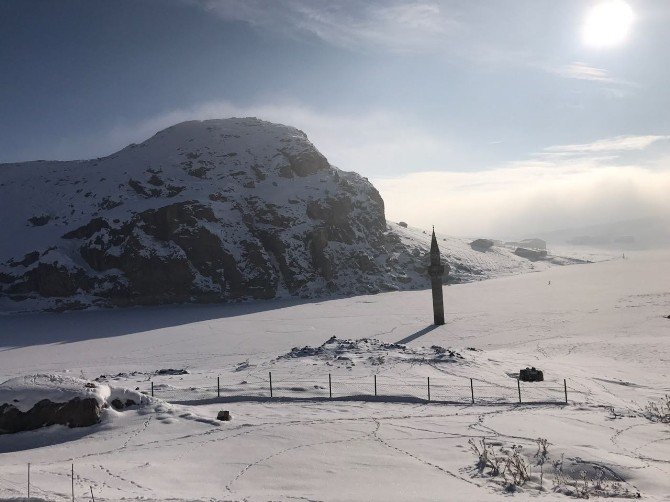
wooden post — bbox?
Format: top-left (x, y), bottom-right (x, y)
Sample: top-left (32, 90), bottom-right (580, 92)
top-left (269, 372), bottom-right (273, 398)
top-left (470, 378), bottom-right (474, 404)
top-left (217, 376), bottom-right (220, 398)
top-left (90, 486), bottom-right (95, 502)
top-left (27, 462), bottom-right (30, 501)
top-left (517, 379), bottom-right (521, 404)
top-left (427, 377), bottom-right (431, 402)
top-left (72, 463), bottom-right (74, 502)
top-left (328, 374), bottom-right (332, 399)
top-left (151, 381), bottom-right (154, 397)
top-left (564, 379), bottom-right (568, 404)
top-left (374, 375), bottom-right (377, 396)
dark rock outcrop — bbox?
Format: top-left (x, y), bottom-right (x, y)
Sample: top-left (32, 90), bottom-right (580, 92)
top-left (470, 238), bottom-right (494, 252)
top-left (0, 397), bottom-right (101, 434)
top-left (514, 247), bottom-right (548, 261)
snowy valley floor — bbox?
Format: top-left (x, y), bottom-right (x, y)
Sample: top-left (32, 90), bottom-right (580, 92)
top-left (0, 250), bottom-right (669, 501)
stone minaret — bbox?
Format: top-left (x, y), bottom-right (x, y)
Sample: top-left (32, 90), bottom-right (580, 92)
top-left (428, 227), bottom-right (446, 325)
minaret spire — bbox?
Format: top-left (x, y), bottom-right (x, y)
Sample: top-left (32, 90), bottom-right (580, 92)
top-left (428, 226), bottom-right (446, 325)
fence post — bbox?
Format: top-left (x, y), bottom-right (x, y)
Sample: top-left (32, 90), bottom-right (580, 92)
top-left (470, 378), bottom-right (474, 404)
top-left (269, 372), bottom-right (273, 398)
top-left (90, 486), bottom-right (95, 502)
top-left (151, 381), bottom-right (154, 397)
top-left (427, 377), bottom-right (431, 402)
top-left (329, 374), bottom-right (332, 399)
top-left (564, 379), bottom-right (568, 404)
top-left (27, 462), bottom-right (30, 501)
top-left (517, 379), bottom-right (521, 404)
top-left (217, 376), bottom-right (220, 398)
top-left (374, 374), bottom-right (377, 396)
top-left (71, 463), bottom-right (74, 502)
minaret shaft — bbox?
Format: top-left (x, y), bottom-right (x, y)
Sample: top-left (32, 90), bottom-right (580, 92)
top-left (431, 273), bottom-right (445, 325)
top-left (428, 228), bottom-right (446, 325)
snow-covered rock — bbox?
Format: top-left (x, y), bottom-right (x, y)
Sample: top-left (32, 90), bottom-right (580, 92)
top-left (0, 118), bottom-right (580, 312)
top-left (0, 374), bottom-right (148, 433)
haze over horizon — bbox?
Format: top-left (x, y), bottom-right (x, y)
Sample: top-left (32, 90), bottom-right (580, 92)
top-left (2, 0), bottom-right (669, 238)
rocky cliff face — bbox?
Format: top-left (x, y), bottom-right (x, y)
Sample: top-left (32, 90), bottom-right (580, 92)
top-left (0, 118), bottom-right (440, 311)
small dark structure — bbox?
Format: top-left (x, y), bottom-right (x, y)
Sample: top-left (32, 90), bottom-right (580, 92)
top-left (217, 410), bottom-right (231, 421)
top-left (428, 228), bottom-right (448, 325)
top-left (514, 247), bottom-right (548, 261)
top-left (519, 367), bottom-right (544, 382)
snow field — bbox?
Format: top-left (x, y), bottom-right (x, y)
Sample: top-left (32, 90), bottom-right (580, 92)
top-left (0, 249), bottom-right (668, 500)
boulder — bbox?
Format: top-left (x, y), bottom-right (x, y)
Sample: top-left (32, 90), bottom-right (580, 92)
top-left (0, 397), bottom-right (101, 434)
top-left (217, 410), bottom-right (231, 421)
top-left (110, 398), bottom-right (137, 410)
top-left (519, 367), bottom-right (544, 382)
top-left (470, 239), bottom-right (494, 252)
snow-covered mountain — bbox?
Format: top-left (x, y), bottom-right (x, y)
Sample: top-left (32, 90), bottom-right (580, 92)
top-left (0, 118), bottom-right (578, 312)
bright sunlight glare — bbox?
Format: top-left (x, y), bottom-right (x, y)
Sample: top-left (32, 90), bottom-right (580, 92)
top-left (583, 0), bottom-right (634, 48)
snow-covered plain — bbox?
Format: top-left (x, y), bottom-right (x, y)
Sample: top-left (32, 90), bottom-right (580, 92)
top-left (0, 250), bottom-right (669, 501)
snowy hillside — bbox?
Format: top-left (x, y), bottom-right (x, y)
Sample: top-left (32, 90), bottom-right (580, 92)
top-left (0, 118), bottom-right (586, 313)
top-left (0, 251), bottom-right (668, 500)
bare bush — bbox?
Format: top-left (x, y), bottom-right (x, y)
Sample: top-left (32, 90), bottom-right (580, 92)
top-left (470, 439), bottom-right (640, 498)
top-left (644, 394), bottom-right (670, 423)
top-left (552, 455), bottom-right (641, 499)
top-left (501, 444), bottom-right (531, 487)
top-left (468, 438), bottom-right (502, 476)
top-left (534, 438), bottom-right (549, 489)
top-left (468, 439), bottom-right (529, 489)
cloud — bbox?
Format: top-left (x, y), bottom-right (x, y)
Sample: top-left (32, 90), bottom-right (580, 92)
top-left (374, 162), bottom-right (670, 239)
top-left (33, 99), bottom-right (670, 241)
top-left (46, 99), bottom-right (445, 177)
top-left (536, 60), bottom-right (638, 94)
top-left (189, 0), bottom-right (640, 91)
top-left (551, 62), bottom-right (616, 83)
top-left (191, 0), bottom-right (455, 53)
top-left (544, 135), bottom-right (670, 154)
top-left (374, 135), bottom-right (670, 238)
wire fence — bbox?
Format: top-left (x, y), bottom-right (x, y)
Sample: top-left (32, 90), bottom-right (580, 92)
top-left (147, 373), bottom-right (576, 406)
top-left (0, 462), bottom-right (98, 502)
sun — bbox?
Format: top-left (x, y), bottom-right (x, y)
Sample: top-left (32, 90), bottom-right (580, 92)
top-left (582, 0), bottom-right (634, 48)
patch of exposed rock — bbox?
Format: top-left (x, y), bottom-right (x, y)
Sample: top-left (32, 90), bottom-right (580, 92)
top-left (470, 238), bottom-right (495, 252)
top-left (279, 336), bottom-right (463, 368)
top-left (0, 398), bottom-right (101, 434)
top-left (514, 247), bottom-right (548, 261)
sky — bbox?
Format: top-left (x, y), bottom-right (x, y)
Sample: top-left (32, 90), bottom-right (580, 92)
top-left (1, 0), bottom-right (669, 238)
